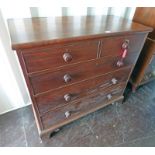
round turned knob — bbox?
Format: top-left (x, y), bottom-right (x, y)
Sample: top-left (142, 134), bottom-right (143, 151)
top-left (122, 40), bottom-right (129, 49)
top-left (63, 74), bottom-right (72, 83)
top-left (65, 111), bottom-right (71, 118)
top-left (117, 60), bottom-right (124, 67)
top-left (63, 53), bottom-right (72, 62)
top-left (111, 78), bottom-right (117, 85)
top-left (64, 94), bottom-right (71, 102)
top-left (107, 94), bottom-right (112, 100)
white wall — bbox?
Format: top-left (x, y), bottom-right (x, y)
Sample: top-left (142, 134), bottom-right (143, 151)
top-left (0, 10), bottom-right (31, 114)
top-left (0, 7), bottom-right (136, 114)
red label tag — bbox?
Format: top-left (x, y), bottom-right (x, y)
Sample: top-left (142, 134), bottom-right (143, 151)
top-left (122, 49), bottom-right (127, 58)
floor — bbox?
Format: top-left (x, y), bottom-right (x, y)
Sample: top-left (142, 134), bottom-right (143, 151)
top-left (0, 81), bottom-right (155, 147)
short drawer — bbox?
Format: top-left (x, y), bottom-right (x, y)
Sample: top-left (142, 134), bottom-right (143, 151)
top-left (101, 34), bottom-right (146, 57)
top-left (22, 40), bottom-right (99, 73)
top-left (30, 52), bottom-right (136, 95)
top-left (35, 68), bottom-right (130, 115)
top-left (40, 84), bottom-right (124, 129)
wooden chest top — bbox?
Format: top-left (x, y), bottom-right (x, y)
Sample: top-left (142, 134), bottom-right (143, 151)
top-left (7, 15), bottom-right (152, 50)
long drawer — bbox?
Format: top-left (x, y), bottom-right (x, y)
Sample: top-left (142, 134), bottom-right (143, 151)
top-left (100, 33), bottom-right (146, 57)
top-left (22, 40), bottom-right (99, 73)
top-left (30, 52), bottom-right (137, 95)
top-left (35, 68), bottom-right (130, 115)
top-left (40, 83), bottom-right (125, 129)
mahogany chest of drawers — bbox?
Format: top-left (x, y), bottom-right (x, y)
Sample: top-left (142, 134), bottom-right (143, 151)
top-left (7, 15), bottom-right (152, 137)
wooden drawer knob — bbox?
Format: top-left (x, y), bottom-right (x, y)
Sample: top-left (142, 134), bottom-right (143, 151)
top-left (65, 111), bottom-right (71, 118)
top-left (117, 60), bottom-right (124, 67)
top-left (111, 78), bottom-right (117, 85)
top-left (63, 74), bottom-right (72, 83)
top-left (63, 53), bottom-right (72, 62)
top-left (64, 94), bottom-right (71, 102)
top-left (107, 94), bottom-right (112, 100)
top-left (122, 39), bottom-right (129, 49)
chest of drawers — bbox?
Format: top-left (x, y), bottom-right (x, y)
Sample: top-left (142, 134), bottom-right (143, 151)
top-left (7, 15), bottom-right (152, 138)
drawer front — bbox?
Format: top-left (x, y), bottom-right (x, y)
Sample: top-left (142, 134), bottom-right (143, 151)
top-left (22, 40), bottom-right (99, 73)
top-left (101, 34), bottom-right (146, 57)
top-left (35, 68), bottom-right (130, 115)
top-left (41, 84), bottom-right (124, 129)
top-left (30, 52), bottom-right (136, 95)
